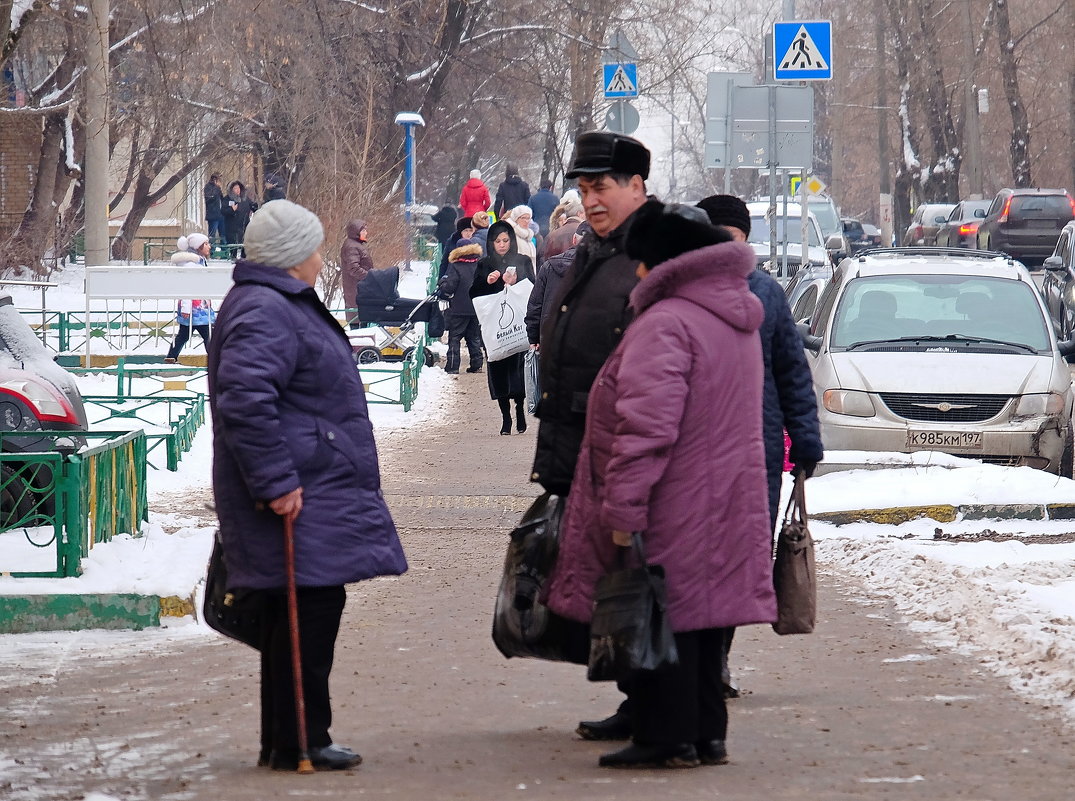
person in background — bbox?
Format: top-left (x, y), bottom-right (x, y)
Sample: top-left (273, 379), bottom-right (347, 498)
top-left (209, 200), bottom-right (407, 772)
top-left (437, 237), bottom-right (484, 375)
top-left (530, 131), bottom-right (650, 743)
top-left (263, 173), bottom-right (286, 203)
top-left (204, 174), bottom-right (225, 247)
top-left (471, 210), bottom-right (491, 254)
top-left (505, 205), bottom-right (538, 267)
top-left (494, 164), bottom-right (530, 218)
top-left (541, 196), bottom-right (584, 260)
top-left (470, 220), bottom-right (535, 435)
top-left (438, 216), bottom-right (476, 279)
top-left (459, 169), bottom-right (492, 218)
top-left (696, 193), bottom-right (823, 697)
top-left (223, 180), bottom-right (256, 257)
top-left (165, 233), bottom-right (215, 363)
top-left (340, 219), bottom-right (374, 328)
top-left (529, 179), bottom-right (560, 237)
top-left (546, 200), bottom-right (774, 770)
top-left (432, 205), bottom-right (459, 250)
top-left (525, 221), bottom-right (590, 347)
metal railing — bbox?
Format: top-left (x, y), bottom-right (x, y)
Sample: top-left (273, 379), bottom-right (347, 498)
top-left (0, 430), bottom-right (149, 578)
top-left (82, 394), bottom-right (206, 470)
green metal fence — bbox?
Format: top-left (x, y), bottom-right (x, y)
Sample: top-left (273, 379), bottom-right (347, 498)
top-left (0, 431), bottom-right (149, 578)
top-left (83, 395), bottom-right (206, 470)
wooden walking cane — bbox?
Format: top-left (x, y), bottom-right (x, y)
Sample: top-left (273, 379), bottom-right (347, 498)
top-left (283, 515), bottom-right (315, 774)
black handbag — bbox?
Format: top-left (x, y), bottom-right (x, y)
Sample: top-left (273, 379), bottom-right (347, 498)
top-left (772, 473), bottom-right (816, 635)
top-left (492, 493), bottom-right (591, 664)
top-left (587, 532), bottom-right (679, 682)
top-left (202, 531), bottom-right (265, 649)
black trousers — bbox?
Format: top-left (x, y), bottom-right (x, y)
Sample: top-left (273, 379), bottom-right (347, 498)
top-left (630, 628), bottom-right (728, 745)
top-left (445, 314), bottom-right (483, 373)
top-left (166, 323), bottom-right (211, 359)
top-left (258, 585), bottom-right (346, 757)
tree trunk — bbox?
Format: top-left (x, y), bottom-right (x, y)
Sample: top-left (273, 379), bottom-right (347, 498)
top-left (994, 0), bottom-right (1032, 186)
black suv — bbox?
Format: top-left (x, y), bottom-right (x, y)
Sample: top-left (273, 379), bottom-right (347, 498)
top-left (976, 188), bottom-right (1074, 266)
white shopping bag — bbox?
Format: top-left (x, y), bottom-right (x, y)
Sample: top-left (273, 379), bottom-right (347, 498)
top-left (472, 278), bottom-right (533, 362)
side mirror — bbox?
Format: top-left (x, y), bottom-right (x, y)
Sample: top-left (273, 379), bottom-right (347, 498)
top-left (824, 234), bottom-right (844, 251)
top-left (1044, 255), bottom-right (1064, 272)
top-left (797, 321), bottom-right (822, 353)
top-left (974, 208), bottom-right (986, 218)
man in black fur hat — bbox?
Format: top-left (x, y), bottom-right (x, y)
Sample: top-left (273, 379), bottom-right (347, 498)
top-left (529, 131), bottom-right (651, 742)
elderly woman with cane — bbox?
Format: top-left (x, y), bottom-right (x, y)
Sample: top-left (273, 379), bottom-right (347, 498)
top-left (208, 200), bottom-right (407, 771)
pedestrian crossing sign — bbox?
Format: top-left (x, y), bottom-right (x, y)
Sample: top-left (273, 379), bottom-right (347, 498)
top-left (603, 63), bottom-right (639, 98)
top-left (773, 20), bottom-right (833, 81)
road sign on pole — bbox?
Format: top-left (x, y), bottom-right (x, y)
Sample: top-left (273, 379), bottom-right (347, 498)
top-left (773, 20), bottom-right (833, 81)
top-left (704, 71), bottom-right (754, 169)
top-left (729, 84), bottom-right (814, 170)
top-left (603, 63), bottom-right (638, 98)
top-left (605, 100), bottom-right (640, 135)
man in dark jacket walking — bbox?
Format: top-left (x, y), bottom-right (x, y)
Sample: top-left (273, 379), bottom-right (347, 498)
top-left (493, 164), bottom-right (530, 218)
top-left (697, 193), bottom-right (824, 697)
top-left (204, 174), bottom-right (225, 246)
top-left (529, 180), bottom-right (560, 236)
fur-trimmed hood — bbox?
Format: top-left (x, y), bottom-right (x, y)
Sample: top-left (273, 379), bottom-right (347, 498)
top-left (449, 243), bottom-right (483, 263)
top-left (630, 241), bottom-right (762, 333)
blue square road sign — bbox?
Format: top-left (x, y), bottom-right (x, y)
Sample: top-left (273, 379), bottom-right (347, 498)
top-left (773, 20), bottom-right (832, 81)
top-left (603, 63), bottom-right (639, 99)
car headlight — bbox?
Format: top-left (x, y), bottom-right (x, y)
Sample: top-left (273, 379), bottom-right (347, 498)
top-left (823, 389), bottom-right (876, 417)
top-left (1013, 392), bottom-right (1066, 417)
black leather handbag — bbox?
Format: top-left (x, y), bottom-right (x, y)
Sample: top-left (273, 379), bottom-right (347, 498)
top-left (587, 532), bottom-right (679, 682)
top-left (202, 531), bottom-right (264, 649)
top-left (492, 493), bottom-right (591, 664)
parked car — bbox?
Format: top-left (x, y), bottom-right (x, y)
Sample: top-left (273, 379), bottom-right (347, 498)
top-left (0, 294), bottom-right (88, 526)
top-left (1040, 221), bottom-right (1075, 339)
top-left (976, 188), bottom-right (1075, 266)
top-left (842, 218), bottom-right (882, 254)
top-left (784, 261), bottom-right (834, 323)
top-left (745, 201), bottom-right (833, 279)
top-left (934, 200), bottom-right (991, 249)
top-left (903, 203), bottom-right (956, 246)
top-left (800, 249), bottom-right (1075, 474)
top-left (754, 194), bottom-right (849, 263)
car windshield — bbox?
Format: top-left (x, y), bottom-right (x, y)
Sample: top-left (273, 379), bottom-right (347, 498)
top-left (829, 275), bottom-right (1051, 352)
top-left (809, 201), bottom-right (840, 236)
top-left (749, 216), bottom-right (822, 247)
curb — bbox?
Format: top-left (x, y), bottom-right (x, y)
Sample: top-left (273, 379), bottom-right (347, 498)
top-left (813, 502), bottom-right (1075, 526)
top-left (0, 592), bottom-right (196, 634)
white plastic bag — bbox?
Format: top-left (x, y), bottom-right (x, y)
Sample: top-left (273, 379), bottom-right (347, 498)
top-left (472, 278), bottom-right (533, 362)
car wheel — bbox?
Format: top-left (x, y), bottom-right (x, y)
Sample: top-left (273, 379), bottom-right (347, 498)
top-left (1059, 424), bottom-right (1074, 479)
top-left (0, 463), bottom-right (38, 529)
top-left (352, 346), bottom-right (380, 365)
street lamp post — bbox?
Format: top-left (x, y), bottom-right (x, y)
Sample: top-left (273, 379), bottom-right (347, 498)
top-left (394, 112), bottom-right (425, 271)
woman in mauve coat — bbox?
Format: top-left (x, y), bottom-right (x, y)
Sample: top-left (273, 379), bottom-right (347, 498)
top-left (545, 200), bottom-right (775, 770)
top-left (209, 200), bottom-right (407, 772)
top-left (340, 218), bottom-right (374, 327)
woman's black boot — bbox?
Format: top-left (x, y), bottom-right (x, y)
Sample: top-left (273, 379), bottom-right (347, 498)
top-left (499, 399), bottom-right (512, 435)
top-left (516, 400), bottom-right (527, 433)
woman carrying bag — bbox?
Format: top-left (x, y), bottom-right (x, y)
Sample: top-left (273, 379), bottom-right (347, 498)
top-left (544, 201), bottom-right (775, 769)
top-left (469, 220), bottom-right (535, 435)
top-left (208, 200), bottom-right (407, 771)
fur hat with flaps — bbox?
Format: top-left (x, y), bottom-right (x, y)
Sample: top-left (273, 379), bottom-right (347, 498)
top-left (625, 199), bottom-right (731, 268)
top-left (485, 220), bottom-right (519, 254)
top-left (449, 238), bottom-right (482, 263)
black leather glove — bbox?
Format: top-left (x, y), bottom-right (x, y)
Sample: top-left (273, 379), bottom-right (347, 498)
top-left (791, 461), bottom-right (817, 480)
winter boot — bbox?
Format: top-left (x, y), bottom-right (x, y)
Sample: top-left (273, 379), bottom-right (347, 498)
top-left (516, 399), bottom-right (527, 433)
top-left (499, 398), bottom-right (512, 435)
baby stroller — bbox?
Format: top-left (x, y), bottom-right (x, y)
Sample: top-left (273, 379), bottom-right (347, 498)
top-left (349, 266), bottom-right (438, 365)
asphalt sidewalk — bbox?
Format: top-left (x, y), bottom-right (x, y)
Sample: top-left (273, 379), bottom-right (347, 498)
top-left (2, 372), bottom-right (1073, 800)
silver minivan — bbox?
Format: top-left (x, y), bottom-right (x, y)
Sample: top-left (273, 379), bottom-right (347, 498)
top-left (801, 250), bottom-right (1075, 474)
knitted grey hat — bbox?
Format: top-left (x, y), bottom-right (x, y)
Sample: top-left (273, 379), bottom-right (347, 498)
top-left (243, 199), bottom-right (324, 269)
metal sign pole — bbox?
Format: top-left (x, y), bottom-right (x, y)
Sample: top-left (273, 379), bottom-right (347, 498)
top-left (766, 38), bottom-right (778, 277)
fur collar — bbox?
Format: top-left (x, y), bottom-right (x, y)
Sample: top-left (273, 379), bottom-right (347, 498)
top-left (449, 243), bottom-right (483, 262)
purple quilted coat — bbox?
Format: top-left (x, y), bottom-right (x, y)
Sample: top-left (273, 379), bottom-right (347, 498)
top-left (545, 241), bottom-right (777, 632)
top-left (209, 261), bottom-right (407, 589)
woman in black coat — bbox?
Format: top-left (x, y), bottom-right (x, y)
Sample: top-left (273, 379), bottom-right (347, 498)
top-left (469, 220), bottom-right (535, 435)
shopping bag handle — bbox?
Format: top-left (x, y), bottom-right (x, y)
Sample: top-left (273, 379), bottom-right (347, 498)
top-left (781, 472), bottom-right (808, 527)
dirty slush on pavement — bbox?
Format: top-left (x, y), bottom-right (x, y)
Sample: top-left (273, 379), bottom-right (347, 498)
top-left (2, 373), bottom-right (1074, 801)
